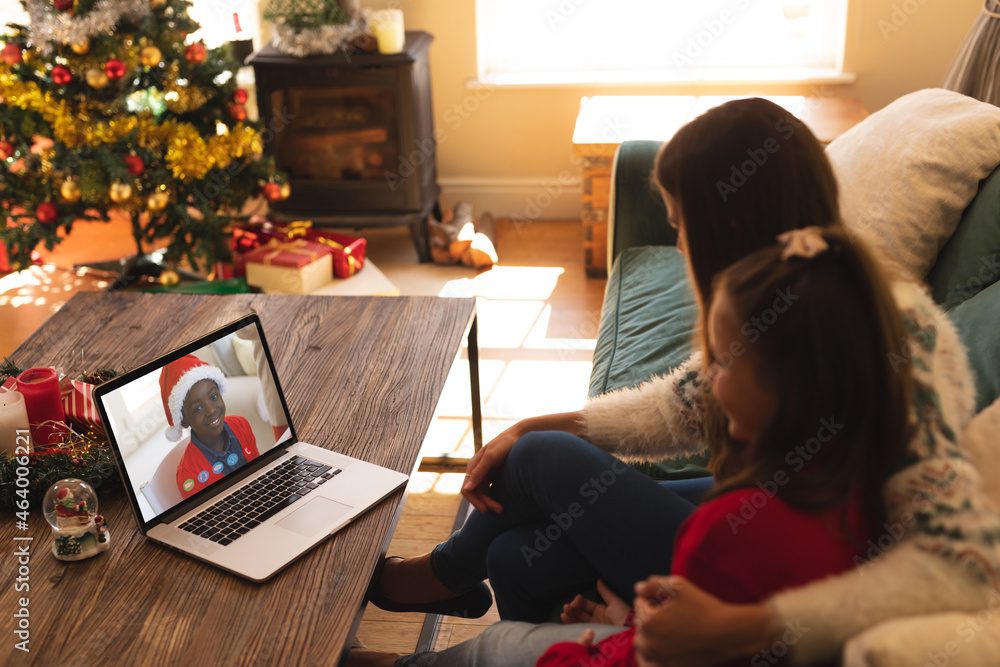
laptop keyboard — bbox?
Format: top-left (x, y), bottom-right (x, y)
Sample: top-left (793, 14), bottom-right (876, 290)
top-left (178, 456), bottom-right (342, 546)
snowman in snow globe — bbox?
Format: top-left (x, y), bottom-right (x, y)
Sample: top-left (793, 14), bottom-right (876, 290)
top-left (43, 479), bottom-right (111, 561)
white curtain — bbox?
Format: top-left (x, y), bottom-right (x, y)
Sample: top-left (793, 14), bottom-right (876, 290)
top-left (944, 1), bottom-right (1000, 105)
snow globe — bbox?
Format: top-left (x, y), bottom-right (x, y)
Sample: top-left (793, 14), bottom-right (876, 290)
top-left (43, 478), bottom-right (111, 561)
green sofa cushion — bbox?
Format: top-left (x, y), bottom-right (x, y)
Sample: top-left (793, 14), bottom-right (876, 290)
top-left (927, 166), bottom-right (1000, 311)
top-left (590, 246), bottom-right (710, 480)
top-left (590, 246), bottom-right (697, 396)
top-left (948, 280), bottom-right (1000, 413)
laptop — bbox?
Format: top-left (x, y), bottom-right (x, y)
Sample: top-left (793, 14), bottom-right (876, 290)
top-left (94, 313), bottom-right (409, 582)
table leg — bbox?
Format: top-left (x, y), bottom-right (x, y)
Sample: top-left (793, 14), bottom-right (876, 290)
top-left (468, 315), bottom-right (483, 453)
top-left (418, 313), bottom-right (481, 472)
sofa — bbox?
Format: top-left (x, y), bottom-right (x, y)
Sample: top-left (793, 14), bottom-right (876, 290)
top-left (587, 89), bottom-right (1000, 665)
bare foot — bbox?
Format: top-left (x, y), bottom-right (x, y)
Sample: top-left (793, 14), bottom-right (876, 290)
top-left (342, 648), bottom-right (401, 667)
top-left (378, 554), bottom-right (457, 604)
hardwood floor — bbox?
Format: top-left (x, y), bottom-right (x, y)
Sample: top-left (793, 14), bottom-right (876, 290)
top-left (0, 218), bottom-right (607, 655)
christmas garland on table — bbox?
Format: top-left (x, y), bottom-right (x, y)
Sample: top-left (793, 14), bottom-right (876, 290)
top-left (0, 361), bottom-right (122, 509)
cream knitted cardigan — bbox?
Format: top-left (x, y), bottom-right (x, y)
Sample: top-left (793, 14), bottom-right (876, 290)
top-left (580, 281), bottom-right (1000, 664)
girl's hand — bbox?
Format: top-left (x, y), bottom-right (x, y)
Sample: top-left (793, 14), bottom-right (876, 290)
top-left (631, 576), bottom-right (778, 667)
top-left (575, 628), bottom-right (596, 649)
top-left (561, 579), bottom-right (632, 626)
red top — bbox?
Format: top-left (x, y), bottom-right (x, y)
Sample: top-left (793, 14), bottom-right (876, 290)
top-left (536, 488), bottom-right (867, 667)
top-left (176, 415), bottom-right (259, 499)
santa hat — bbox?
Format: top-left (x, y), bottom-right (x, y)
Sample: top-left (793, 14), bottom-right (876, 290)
top-left (159, 354), bottom-right (227, 441)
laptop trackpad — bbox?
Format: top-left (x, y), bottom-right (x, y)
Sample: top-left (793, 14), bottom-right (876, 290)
top-left (277, 497), bottom-right (353, 537)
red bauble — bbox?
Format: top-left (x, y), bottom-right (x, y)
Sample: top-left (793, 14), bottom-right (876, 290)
top-left (262, 183), bottom-right (282, 202)
top-left (232, 89), bottom-right (248, 105)
top-left (185, 43), bottom-right (206, 64)
top-left (52, 65), bottom-right (72, 86)
top-left (1, 44), bottom-right (23, 66)
top-left (53, 0), bottom-right (73, 10)
top-left (229, 104), bottom-right (247, 122)
top-left (36, 202), bottom-right (58, 224)
top-left (124, 155), bottom-right (144, 175)
top-left (105, 59), bottom-right (126, 80)
top-left (0, 141), bottom-right (13, 160)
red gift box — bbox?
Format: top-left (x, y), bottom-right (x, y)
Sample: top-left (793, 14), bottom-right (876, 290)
top-left (309, 232), bottom-right (366, 278)
top-left (232, 219), bottom-right (366, 279)
top-left (60, 376), bottom-right (103, 434)
top-left (244, 238), bottom-right (334, 294)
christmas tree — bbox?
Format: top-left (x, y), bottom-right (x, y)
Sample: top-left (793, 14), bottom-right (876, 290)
top-left (0, 0), bottom-right (288, 273)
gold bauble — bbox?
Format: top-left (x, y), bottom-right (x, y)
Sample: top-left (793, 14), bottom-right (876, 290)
top-left (150, 0), bottom-right (166, 7)
top-left (147, 191), bottom-right (169, 212)
top-left (159, 269), bottom-right (180, 287)
top-left (85, 68), bottom-right (109, 89)
top-left (109, 181), bottom-right (132, 203)
top-left (69, 38), bottom-right (91, 55)
top-left (60, 180), bottom-right (81, 203)
top-left (139, 46), bottom-right (162, 67)
top-left (279, 182), bottom-right (291, 200)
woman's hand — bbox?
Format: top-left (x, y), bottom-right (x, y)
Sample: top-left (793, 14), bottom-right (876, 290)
top-left (461, 411), bottom-right (584, 514)
top-left (460, 424), bottom-right (522, 513)
top-left (561, 579), bottom-right (632, 626)
top-left (631, 576), bottom-right (778, 667)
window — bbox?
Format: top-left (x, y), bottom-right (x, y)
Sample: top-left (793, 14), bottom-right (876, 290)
top-left (476, 0), bottom-right (848, 85)
top-left (0, 0), bottom-right (261, 51)
top-left (187, 0), bottom-right (261, 49)
top-left (0, 0), bottom-right (28, 24)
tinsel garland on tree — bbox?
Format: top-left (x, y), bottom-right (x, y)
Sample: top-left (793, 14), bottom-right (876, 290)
top-left (0, 359), bottom-right (121, 508)
top-left (0, 0), bottom-right (289, 272)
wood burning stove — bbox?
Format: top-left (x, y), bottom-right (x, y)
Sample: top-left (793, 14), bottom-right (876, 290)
top-left (249, 32), bottom-right (439, 261)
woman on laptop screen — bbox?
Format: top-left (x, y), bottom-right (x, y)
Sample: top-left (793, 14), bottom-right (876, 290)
top-left (159, 354), bottom-right (260, 498)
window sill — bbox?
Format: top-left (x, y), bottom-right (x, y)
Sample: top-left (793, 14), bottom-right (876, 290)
top-left (468, 68), bottom-right (856, 89)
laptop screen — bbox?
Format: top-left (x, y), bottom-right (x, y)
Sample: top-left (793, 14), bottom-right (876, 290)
top-left (96, 315), bottom-right (296, 524)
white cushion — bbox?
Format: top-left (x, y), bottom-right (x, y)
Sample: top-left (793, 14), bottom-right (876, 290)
top-left (826, 89), bottom-right (1000, 279)
top-left (843, 611), bottom-right (1000, 667)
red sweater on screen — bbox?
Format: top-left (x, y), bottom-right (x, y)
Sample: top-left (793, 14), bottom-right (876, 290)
top-left (536, 487), bottom-right (867, 667)
top-left (176, 415), bottom-right (259, 498)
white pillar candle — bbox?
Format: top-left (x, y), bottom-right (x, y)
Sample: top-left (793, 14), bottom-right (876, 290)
top-left (0, 390), bottom-right (31, 457)
top-left (369, 9), bottom-right (405, 55)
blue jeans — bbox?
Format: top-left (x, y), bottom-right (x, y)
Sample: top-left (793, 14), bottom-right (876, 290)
top-left (429, 431), bottom-right (701, 622)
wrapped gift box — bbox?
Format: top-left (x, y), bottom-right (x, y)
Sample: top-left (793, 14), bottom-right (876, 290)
top-left (244, 239), bottom-right (334, 294)
top-left (310, 232), bottom-right (366, 278)
top-left (232, 219), bottom-right (366, 279)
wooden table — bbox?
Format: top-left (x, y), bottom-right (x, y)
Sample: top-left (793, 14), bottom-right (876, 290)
top-left (573, 95), bottom-right (870, 277)
top-left (1, 292), bottom-right (481, 666)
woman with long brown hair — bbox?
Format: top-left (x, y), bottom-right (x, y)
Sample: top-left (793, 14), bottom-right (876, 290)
top-left (352, 98), bottom-right (998, 667)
